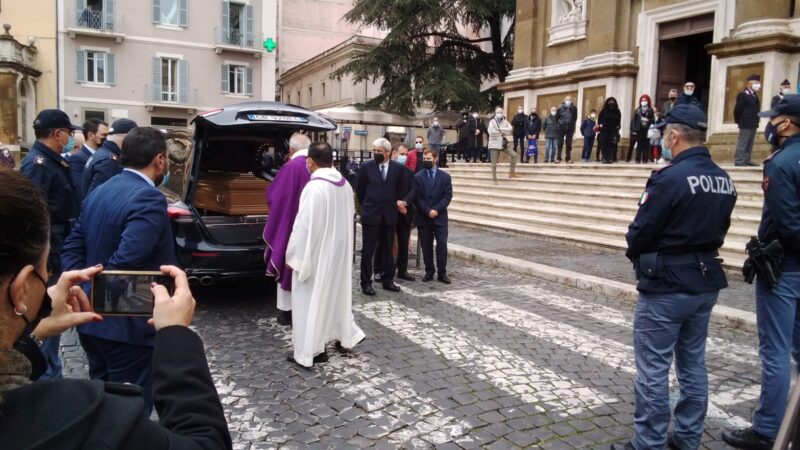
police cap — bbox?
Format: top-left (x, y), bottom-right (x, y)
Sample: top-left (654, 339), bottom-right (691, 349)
top-left (758, 95), bottom-right (800, 118)
top-left (33, 109), bottom-right (82, 131)
top-left (109, 118), bottom-right (138, 135)
top-left (654, 104), bottom-right (707, 131)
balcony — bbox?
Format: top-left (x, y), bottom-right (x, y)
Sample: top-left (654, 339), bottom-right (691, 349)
top-left (66, 9), bottom-right (125, 42)
top-left (212, 28), bottom-right (262, 58)
top-left (0, 24), bottom-right (41, 77)
top-left (144, 85), bottom-right (196, 114)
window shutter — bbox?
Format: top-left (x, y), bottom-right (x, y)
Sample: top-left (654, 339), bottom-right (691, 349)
top-left (152, 57), bottom-right (162, 101)
top-left (245, 67), bottom-right (253, 96)
top-left (179, 0), bottom-right (187, 27)
top-left (221, 64), bottom-right (229, 93)
top-left (76, 0), bottom-right (87, 23)
top-left (244, 4), bottom-right (253, 46)
top-left (221, 2), bottom-right (230, 41)
top-left (178, 59), bottom-right (189, 103)
top-left (106, 53), bottom-right (116, 85)
top-left (103, 0), bottom-right (115, 29)
top-left (76, 50), bottom-right (86, 83)
top-left (153, 0), bottom-right (161, 23)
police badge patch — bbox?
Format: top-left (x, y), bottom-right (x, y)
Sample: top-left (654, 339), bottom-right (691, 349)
top-left (34, 155), bottom-right (45, 165)
top-left (639, 191), bottom-right (649, 206)
top-left (111, 154), bottom-right (118, 161)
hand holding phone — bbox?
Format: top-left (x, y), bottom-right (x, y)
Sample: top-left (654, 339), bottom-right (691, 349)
top-left (92, 270), bottom-right (175, 316)
top-left (150, 265), bottom-right (196, 330)
top-left (34, 265), bottom-right (104, 339)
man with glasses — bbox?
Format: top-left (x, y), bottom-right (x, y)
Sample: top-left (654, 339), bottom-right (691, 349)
top-left (20, 109), bottom-right (83, 380)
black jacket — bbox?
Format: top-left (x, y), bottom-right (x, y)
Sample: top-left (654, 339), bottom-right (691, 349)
top-left (633, 106), bottom-right (655, 133)
top-left (733, 89), bottom-right (761, 129)
top-left (511, 112), bottom-right (527, 136)
top-left (356, 159), bottom-right (405, 226)
top-left (597, 107), bottom-right (621, 134)
top-left (82, 140), bottom-right (123, 198)
top-left (398, 164), bottom-right (417, 224)
top-left (524, 114), bottom-right (542, 137)
top-left (555, 103), bottom-right (578, 132)
top-left (0, 326), bottom-right (231, 450)
top-left (758, 133), bottom-right (800, 270)
top-left (457, 118), bottom-right (471, 140)
top-left (466, 117), bottom-right (486, 148)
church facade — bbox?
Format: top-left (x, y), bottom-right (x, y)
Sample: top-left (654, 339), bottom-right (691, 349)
top-left (499, 0), bottom-right (800, 160)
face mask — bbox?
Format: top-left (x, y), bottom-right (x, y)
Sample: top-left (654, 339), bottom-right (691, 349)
top-left (155, 158), bottom-right (170, 187)
top-left (662, 131), bottom-right (674, 161)
top-left (414, 143), bottom-right (423, 150)
top-left (752, 83), bottom-right (761, 91)
top-left (472, 113), bottom-right (478, 119)
top-left (564, 100), bottom-right (572, 106)
top-left (590, 114), bottom-right (596, 119)
top-left (374, 153), bottom-right (385, 164)
top-left (669, 96), bottom-right (677, 101)
top-left (640, 102), bottom-right (648, 108)
top-left (782, 88), bottom-right (791, 96)
top-left (550, 110), bottom-right (556, 115)
top-left (432, 122), bottom-right (439, 127)
top-left (764, 121), bottom-right (780, 146)
top-left (8, 270), bottom-right (50, 381)
top-left (517, 109), bottom-right (523, 114)
top-left (63, 136), bottom-right (75, 154)
top-left (422, 161), bottom-right (434, 170)
top-left (495, 113), bottom-right (504, 119)
top-left (2, 149), bottom-right (9, 157)
top-left (99, 137), bottom-right (107, 146)
top-left (396, 155), bottom-right (407, 165)
top-left (684, 89), bottom-right (694, 96)
top-left (609, 103), bottom-right (616, 108)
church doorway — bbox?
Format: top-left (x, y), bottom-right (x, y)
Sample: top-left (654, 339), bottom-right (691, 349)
top-left (655, 14), bottom-right (714, 109)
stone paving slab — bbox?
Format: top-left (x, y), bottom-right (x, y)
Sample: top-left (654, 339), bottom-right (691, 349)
top-left (60, 255), bottom-right (759, 449)
top-left (445, 223), bottom-right (757, 314)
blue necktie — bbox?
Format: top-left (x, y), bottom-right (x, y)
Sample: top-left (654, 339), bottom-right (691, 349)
top-left (428, 169), bottom-right (434, 181)
top-left (381, 164), bottom-right (386, 181)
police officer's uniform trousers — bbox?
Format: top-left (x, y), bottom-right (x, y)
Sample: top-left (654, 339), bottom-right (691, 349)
top-left (20, 142), bottom-right (81, 380)
top-left (625, 147), bottom-right (737, 449)
top-left (751, 133), bottom-right (800, 439)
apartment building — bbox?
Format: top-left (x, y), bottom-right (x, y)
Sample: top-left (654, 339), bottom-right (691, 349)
top-left (60, 0), bottom-right (265, 130)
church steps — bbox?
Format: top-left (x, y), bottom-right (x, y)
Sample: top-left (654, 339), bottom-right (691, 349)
top-left (446, 164), bottom-right (762, 270)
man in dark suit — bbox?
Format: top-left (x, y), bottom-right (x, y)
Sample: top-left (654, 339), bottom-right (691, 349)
top-left (374, 143), bottom-right (417, 282)
top-left (415, 149), bottom-right (453, 284)
top-left (62, 127), bottom-right (178, 416)
top-left (734, 74), bottom-right (762, 166)
top-left (69, 118), bottom-right (108, 199)
top-left (356, 138), bottom-right (405, 295)
top-left (82, 118), bottom-right (137, 198)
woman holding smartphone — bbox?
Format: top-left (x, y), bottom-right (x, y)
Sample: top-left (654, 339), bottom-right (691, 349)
top-left (0, 169), bottom-right (231, 449)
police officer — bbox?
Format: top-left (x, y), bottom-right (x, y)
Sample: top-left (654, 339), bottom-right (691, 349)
top-left (612, 104), bottom-right (737, 450)
top-left (19, 109), bottom-right (83, 380)
top-left (723, 96), bottom-right (800, 450)
top-left (81, 118), bottom-right (137, 198)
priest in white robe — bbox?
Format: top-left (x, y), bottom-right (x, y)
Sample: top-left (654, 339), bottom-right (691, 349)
top-left (285, 142), bottom-right (365, 368)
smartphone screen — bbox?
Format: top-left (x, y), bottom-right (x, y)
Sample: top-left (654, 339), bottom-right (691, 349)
top-left (92, 271), bottom-right (175, 316)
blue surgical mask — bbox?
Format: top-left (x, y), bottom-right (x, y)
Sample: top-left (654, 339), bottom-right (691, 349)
top-left (662, 131), bottom-right (674, 161)
top-left (415, 143), bottom-right (423, 150)
top-left (159, 168), bottom-right (170, 187)
top-left (63, 136), bottom-right (75, 155)
top-left (397, 155), bottom-right (407, 165)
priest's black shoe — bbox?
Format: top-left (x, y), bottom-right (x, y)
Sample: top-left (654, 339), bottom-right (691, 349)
top-left (422, 274), bottom-right (434, 282)
top-left (437, 274), bottom-right (451, 284)
top-left (276, 310), bottom-right (292, 326)
top-left (609, 441), bottom-right (635, 450)
top-left (722, 427), bottom-right (774, 450)
top-left (383, 283), bottom-right (401, 292)
top-left (362, 285), bottom-right (376, 296)
top-left (287, 351), bottom-right (328, 369)
top-left (397, 272), bottom-right (415, 281)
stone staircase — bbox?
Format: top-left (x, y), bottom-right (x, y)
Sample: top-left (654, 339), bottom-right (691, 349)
top-left (446, 162), bottom-right (764, 271)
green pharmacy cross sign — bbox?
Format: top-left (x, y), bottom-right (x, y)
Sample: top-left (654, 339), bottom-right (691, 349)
top-left (263, 38), bottom-right (277, 52)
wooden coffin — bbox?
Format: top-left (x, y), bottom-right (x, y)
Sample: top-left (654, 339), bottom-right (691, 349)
top-left (194, 173), bottom-right (270, 215)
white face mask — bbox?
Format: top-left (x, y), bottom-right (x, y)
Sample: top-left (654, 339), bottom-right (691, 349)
top-left (641, 101), bottom-right (648, 108)
top-left (517, 109), bottom-right (523, 114)
top-left (432, 121), bottom-right (439, 127)
top-left (472, 113), bottom-right (478, 119)
top-left (564, 100), bottom-right (572, 106)
top-left (782, 88), bottom-right (792, 95)
top-left (684, 89), bottom-right (694, 96)
top-left (495, 113), bottom-right (504, 120)
top-left (550, 110), bottom-right (556, 115)
top-left (752, 83), bottom-right (761, 91)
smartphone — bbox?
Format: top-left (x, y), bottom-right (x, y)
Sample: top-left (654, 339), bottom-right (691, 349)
top-left (91, 271), bottom-right (174, 316)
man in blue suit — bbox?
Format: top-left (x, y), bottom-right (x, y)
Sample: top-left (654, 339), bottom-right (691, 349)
top-left (69, 118), bottom-right (108, 198)
top-left (356, 138), bottom-right (405, 295)
top-left (415, 149), bottom-right (453, 283)
top-left (81, 118), bottom-right (137, 198)
top-left (62, 127), bottom-right (177, 416)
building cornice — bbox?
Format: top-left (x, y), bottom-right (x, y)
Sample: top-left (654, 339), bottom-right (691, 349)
top-left (706, 32), bottom-right (800, 58)
top-left (280, 35), bottom-right (381, 83)
top-left (498, 64), bottom-right (638, 92)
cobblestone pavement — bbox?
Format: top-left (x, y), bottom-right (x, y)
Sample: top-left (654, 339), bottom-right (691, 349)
top-left (446, 224), bottom-right (757, 314)
top-left (62, 257), bottom-right (761, 449)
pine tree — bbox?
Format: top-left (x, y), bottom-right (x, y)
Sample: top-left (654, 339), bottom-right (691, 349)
top-left (333, 0), bottom-right (515, 115)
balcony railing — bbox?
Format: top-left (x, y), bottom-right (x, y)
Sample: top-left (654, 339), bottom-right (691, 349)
top-left (147, 84), bottom-right (192, 107)
top-left (215, 28), bottom-right (257, 49)
top-left (74, 9), bottom-right (115, 32)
